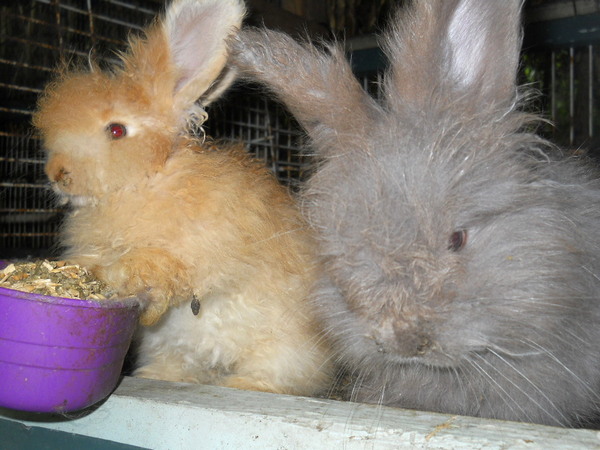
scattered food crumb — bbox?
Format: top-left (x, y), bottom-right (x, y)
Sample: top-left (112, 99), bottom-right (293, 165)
top-left (425, 416), bottom-right (458, 441)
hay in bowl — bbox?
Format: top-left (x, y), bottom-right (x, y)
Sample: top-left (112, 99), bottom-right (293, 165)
top-left (0, 260), bottom-right (140, 413)
top-left (0, 260), bottom-right (116, 300)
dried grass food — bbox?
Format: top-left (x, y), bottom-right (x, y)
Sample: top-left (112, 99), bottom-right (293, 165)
top-left (0, 260), bottom-right (117, 300)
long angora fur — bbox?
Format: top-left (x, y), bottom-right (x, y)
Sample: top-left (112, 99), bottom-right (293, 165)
top-left (32, 0), bottom-right (333, 396)
top-left (230, 0), bottom-right (600, 426)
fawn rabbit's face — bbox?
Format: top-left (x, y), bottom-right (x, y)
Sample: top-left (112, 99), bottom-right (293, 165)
top-left (35, 72), bottom-right (174, 206)
top-left (34, 0), bottom-right (245, 207)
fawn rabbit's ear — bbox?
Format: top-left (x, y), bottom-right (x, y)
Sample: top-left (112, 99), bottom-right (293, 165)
top-left (163, 0), bottom-right (245, 112)
top-left (383, 0), bottom-right (523, 110)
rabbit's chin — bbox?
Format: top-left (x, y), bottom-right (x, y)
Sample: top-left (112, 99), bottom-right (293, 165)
top-left (50, 183), bottom-right (96, 208)
top-left (366, 327), bottom-right (485, 369)
top-left (352, 333), bottom-right (458, 369)
top-left (68, 195), bottom-right (96, 208)
top-left (55, 191), bottom-right (96, 208)
top-left (376, 348), bottom-right (460, 369)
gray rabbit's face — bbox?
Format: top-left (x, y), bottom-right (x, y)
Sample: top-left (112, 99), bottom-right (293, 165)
top-left (308, 113), bottom-right (572, 368)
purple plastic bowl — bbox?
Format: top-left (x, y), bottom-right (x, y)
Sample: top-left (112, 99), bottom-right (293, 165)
top-left (0, 286), bottom-right (140, 413)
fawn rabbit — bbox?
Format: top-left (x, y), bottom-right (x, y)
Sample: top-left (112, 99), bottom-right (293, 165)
top-left (33, 0), bottom-right (333, 396)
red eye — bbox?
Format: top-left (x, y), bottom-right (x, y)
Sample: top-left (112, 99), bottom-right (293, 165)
top-left (107, 123), bottom-right (127, 139)
top-left (449, 229), bottom-right (467, 252)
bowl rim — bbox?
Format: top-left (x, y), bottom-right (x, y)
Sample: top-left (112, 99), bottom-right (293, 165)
top-left (0, 286), bottom-right (140, 310)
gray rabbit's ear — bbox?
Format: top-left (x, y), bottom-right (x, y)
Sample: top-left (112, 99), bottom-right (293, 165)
top-left (231, 29), bottom-right (382, 157)
top-left (164, 0), bottom-right (246, 113)
top-left (383, 0), bottom-right (523, 110)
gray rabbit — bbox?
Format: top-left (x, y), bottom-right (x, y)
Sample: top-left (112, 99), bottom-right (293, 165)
top-left (231, 0), bottom-right (600, 427)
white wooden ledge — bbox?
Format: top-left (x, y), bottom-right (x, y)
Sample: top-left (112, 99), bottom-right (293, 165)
top-left (1, 376), bottom-right (599, 449)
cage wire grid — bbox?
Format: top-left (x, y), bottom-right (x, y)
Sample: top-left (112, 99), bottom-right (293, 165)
top-left (0, 0), bottom-right (307, 258)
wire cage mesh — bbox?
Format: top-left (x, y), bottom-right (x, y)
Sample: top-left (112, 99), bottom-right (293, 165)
top-left (208, 84), bottom-right (308, 191)
top-left (523, 45), bottom-right (600, 152)
top-left (0, 0), bottom-right (307, 258)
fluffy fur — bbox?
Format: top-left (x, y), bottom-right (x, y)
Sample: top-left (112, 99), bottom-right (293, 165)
top-left (231, 0), bottom-right (600, 426)
top-left (32, 0), bottom-right (333, 396)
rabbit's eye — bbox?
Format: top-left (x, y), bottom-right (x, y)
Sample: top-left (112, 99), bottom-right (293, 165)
top-left (449, 230), bottom-right (467, 252)
top-left (107, 123), bottom-right (127, 139)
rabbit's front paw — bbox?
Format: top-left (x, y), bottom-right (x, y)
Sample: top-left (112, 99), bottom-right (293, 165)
top-left (135, 289), bottom-right (171, 326)
top-left (92, 248), bottom-right (191, 325)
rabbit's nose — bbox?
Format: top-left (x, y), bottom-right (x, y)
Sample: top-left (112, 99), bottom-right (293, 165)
top-left (52, 167), bottom-right (72, 187)
top-left (46, 155), bottom-right (73, 187)
top-left (392, 323), bottom-right (433, 357)
top-left (47, 166), bottom-right (73, 187)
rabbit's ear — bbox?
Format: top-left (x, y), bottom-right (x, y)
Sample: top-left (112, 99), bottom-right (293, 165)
top-left (383, 0), bottom-right (523, 110)
top-left (231, 29), bottom-right (382, 157)
top-left (163, 0), bottom-right (245, 112)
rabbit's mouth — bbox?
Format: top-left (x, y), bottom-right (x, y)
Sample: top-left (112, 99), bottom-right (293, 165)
top-left (67, 194), bottom-right (96, 208)
top-left (50, 183), bottom-right (96, 208)
top-left (377, 343), bottom-right (458, 368)
top-left (366, 326), bottom-right (459, 368)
